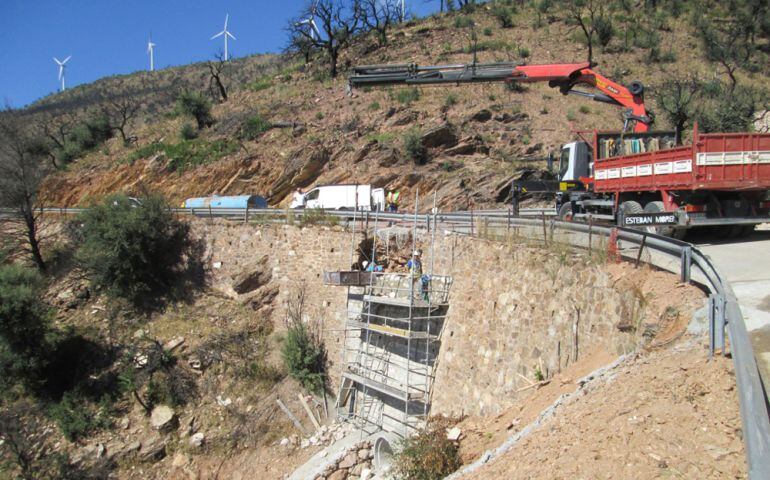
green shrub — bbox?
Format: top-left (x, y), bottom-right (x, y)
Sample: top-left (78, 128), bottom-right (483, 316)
top-left (48, 391), bottom-right (112, 441)
top-left (248, 76), bottom-right (273, 92)
top-left (506, 81), bottom-right (525, 93)
top-left (282, 320), bottom-right (325, 393)
top-left (242, 114), bottom-right (272, 140)
top-left (394, 417), bottom-right (462, 480)
top-left (695, 83), bottom-right (762, 133)
top-left (403, 129), bottom-right (427, 165)
top-left (0, 265), bottom-right (50, 391)
top-left (366, 132), bottom-right (396, 145)
top-left (180, 123), bottom-right (198, 140)
top-left (444, 94), bottom-right (458, 107)
top-left (491, 5), bottom-right (514, 28)
top-left (70, 116), bottom-right (113, 151)
top-left (566, 110), bottom-right (577, 121)
top-left (594, 16), bottom-right (614, 47)
top-left (518, 46), bottom-right (531, 59)
top-left (56, 142), bottom-right (82, 165)
top-left (579, 105), bottom-right (591, 114)
top-left (76, 194), bottom-right (202, 310)
top-left (368, 101), bottom-right (381, 111)
top-left (393, 87), bottom-right (421, 105)
top-left (315, 111), bottom-right (325, 120)
top-left (482, 27), bottom-right (493, 36)
top-left (453, 16), bottom-right (474, 28)
top-left (176, 91), bottom-right (214, 129)
top-left (126, 139), bottom-right (238, 171)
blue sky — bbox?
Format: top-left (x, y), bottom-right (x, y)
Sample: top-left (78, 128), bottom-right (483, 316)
top-left (0, 0), bottom-right (438, 107)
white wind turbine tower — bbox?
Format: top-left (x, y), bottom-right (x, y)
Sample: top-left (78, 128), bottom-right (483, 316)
top-left (53, 56), bottom-right (71, 92)
top-left (211, 14), bottom-right (236, 60)
top-left (295, 1), bottom-right (321, 40)
top-left (147, 35), bottom-right (156, 71)
top-left (399, 0), bottom-right (406, 22)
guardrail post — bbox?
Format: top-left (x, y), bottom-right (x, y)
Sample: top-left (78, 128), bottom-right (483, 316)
top-left (541, 212), bottom-right (548, 245)
top-left (635, 234), bottom-right (647, 268)
top-left (709, 295), bottom-right (716, 358)
top-left (718, 296), bottom-right (726, 356)
top-left (680, 245), bottom-right (692, 283)
top-left (244, 205), bottom-right (249, 224)
top-left (208, 205), bottom-right (213, 223)
top-left (709, 294), bottom-right (727, 357)
top-left (425, 213), bottom-right (430, 233)
top-left (588, 215), bottom-right (593, 252)
top-left (507, 208), bottom-right (511, 236)
top-left (470, 209), bottom-right (475, 237)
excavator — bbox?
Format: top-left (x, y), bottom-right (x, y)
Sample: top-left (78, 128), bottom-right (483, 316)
top-left (348, 61), bottom-right (770, 237)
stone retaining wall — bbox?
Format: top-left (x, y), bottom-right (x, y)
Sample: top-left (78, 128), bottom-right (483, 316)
top-left (197, 221), bottom-right (650, 416)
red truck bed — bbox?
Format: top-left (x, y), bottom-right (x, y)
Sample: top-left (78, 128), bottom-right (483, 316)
top-left (592, 131), bottom-right (770, 193)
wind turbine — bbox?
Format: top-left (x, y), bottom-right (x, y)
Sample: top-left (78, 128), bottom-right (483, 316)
top-left (211, 14), bottom-right (236, 61)
top-left (295, 1), bottom-right (320, 41)
top-left (53, 56), bottom-right (71, 92)
top-left (147, 35), bottom-right (156, 71)
top-left (399, 0), bottom-right (406, 22)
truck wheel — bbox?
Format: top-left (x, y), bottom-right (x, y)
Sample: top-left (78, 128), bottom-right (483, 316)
top-left (618, 200), bottom-right (643, 228)
top-left (558, 203), bottom-right (574, 221)
top-left (643, 201), bottom-right (686, 239)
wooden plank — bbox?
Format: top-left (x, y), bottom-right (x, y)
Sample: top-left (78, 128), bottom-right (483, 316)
top-left (298, 393), bottom-right (321, 431)
top-left (276, 398), bottom-right (308, 435)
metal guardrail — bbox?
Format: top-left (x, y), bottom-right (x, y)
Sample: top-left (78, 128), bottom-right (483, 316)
top-left (5, 204), bottom-right (769, 477)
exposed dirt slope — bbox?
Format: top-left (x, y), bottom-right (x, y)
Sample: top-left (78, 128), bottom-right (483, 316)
top-left (460, 339), bottom-right (745, 479)
top-left (37, 4), bottom-right (755, 211)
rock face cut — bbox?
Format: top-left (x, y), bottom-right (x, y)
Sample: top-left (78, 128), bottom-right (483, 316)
top-left (269, 147), bottom-right (331, 202)
top-left (232, 255), bottom-right (272, 294)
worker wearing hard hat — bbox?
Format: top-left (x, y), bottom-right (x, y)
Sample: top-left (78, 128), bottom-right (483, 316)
top-left (407, 250), bottom-right (423, 298)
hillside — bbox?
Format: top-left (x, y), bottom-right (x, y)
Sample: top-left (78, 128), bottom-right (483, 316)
top-left (30, 2), bottom-right (769, 211)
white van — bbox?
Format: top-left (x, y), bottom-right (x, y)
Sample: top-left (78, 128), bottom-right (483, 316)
top-left (291, 184), bottom-right (385, 211)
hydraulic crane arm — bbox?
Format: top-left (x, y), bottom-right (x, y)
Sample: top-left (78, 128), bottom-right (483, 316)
top-left (349, 61), bottom-right (651, 132)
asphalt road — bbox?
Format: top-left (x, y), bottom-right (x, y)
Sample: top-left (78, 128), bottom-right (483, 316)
top-left (695, 225), bottom-right (770, 398)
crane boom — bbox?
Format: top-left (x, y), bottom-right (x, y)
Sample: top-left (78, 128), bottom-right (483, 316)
top-left (349, 61), bottom-right (651, 132)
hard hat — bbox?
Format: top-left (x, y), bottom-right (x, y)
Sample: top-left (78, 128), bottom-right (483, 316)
top-left (363, 260), bottom-right (369, 267)
top-left (413, 250), bottom-right (421, 256)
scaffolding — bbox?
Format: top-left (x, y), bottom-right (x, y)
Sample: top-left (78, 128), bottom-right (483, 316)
top-left (325, 193), bottom-right (452, 438)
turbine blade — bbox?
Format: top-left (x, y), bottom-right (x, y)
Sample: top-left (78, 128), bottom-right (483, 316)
top-left (224, 13), bottom-right (229, 29)
top-left (227, 31), bottom-right (236, 40)
top-left (58, 66), bottom-right (63, 80)
top-left (63, 55), bottom-right (71, 63)
top-left (211, 31), bottom-right (224, 39)
top-left (53, 57), bottom-right (61, 64)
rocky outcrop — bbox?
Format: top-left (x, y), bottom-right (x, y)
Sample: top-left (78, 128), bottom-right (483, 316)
top-left (150, 405), bottom-right (177, 433)
top-left (421, 124), bottom-right (459, 149)
top-left (469, 109), bottom-right (492, 122)
top-left (269, 147), bottom-right (331, 202)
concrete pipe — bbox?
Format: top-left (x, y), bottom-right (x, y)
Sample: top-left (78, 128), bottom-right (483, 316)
top-left (373, 432), bottom-right (401, 473)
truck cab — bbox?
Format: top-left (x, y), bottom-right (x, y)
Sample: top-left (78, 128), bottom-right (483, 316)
top-left (557, 141), bottom-right (592, 182)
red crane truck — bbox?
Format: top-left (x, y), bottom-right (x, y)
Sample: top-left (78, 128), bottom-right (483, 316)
top-left (348, 62), bottom-right (770, 237)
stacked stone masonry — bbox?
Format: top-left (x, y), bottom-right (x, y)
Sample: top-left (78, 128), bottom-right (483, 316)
top-left (198, 221), bottom-right (642, 418)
